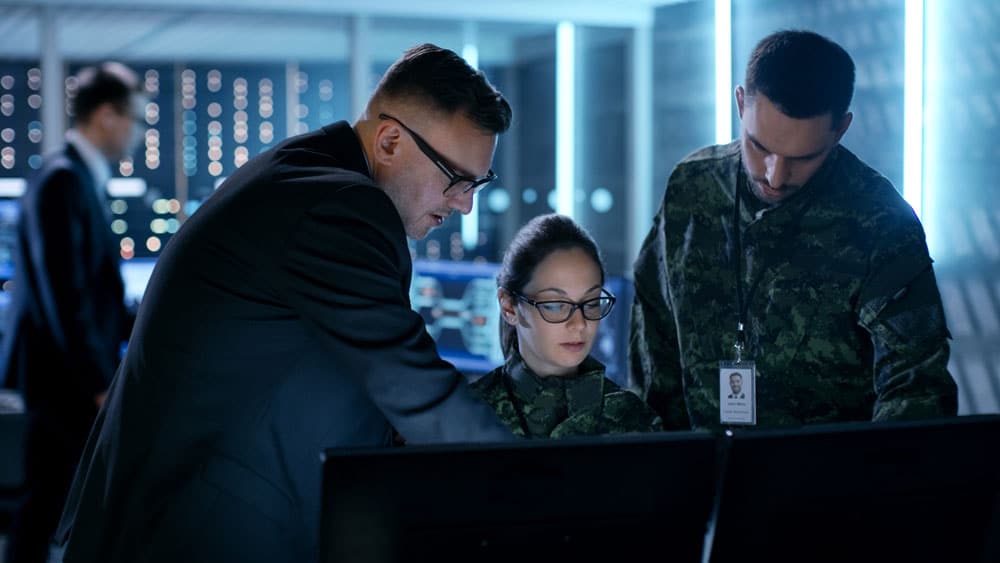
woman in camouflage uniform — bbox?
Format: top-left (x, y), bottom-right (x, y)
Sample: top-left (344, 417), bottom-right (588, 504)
top-left (470, 214), bottom-right (661, 438)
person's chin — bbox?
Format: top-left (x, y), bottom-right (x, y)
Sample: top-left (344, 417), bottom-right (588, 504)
top-left (412, 214), bottom-right (448, 239)
top-left (556, 342), bottom-right (591, 365)
top-left (532, 352), bottom-right (573, 376)
top-left (405, 220), bottom-right (433, 240)
top-left (753, 181), bottom-right (800, 205)
top-left (406, 227), bottom-right (429, 240)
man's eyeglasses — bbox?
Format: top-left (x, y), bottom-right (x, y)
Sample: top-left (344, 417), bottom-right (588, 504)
top-left (508, 289), bottom-right (616, 324)
top-left (378, 113), bottom-right (497, 195)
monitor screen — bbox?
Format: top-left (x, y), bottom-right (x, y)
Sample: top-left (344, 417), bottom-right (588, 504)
top-left (320, 432), bottom-right (717, 563)
top-left (410, 259), bottom-right (632, 386)
top-left (708, 415), bottom-right (1000, 563)
top-left (0, 199), bottom-right (18, 281)
top-left (410, 260), bottom-right (502, 374)
top-left (119, 257), bottom-right (157, 311)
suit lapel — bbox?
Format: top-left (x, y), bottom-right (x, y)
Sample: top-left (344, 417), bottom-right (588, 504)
top-left (65, 144), bottom-right (119, 265)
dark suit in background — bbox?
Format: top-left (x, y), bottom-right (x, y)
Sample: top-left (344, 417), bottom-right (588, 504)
top-left (57, 121), bottom-right (513, 563)
top-left (1, 141), bottom-right (129, 563)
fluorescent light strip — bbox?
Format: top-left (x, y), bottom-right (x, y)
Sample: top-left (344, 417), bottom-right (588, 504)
top-left (714, 0), bottom-right (732, 144)
top-left (923, 0), bottom-right (945, 257)
top-left (556, 21), bottom-right (576, 218)
top-left (628, 24), bottom-right (654, 281)
top-left (462, 43), bottom-right (479, 70)
top-left (0, 178), bottom-right (27, 197)
top-left (107, 177), bottom-right (148, 198)
top-left (461, 40), bottom-right (480, 251)
top-left (903, 0), bottom-right (924, 219)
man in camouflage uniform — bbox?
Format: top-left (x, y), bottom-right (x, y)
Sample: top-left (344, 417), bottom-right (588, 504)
top-left (471, 350), bottom-right (662, 438)
top-left (630, 30), bottom-right (957, 430)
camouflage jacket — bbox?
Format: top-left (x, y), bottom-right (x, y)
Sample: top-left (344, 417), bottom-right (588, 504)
top-left (630, 141), bottom-right (958, 430)
top-left (470, 351), bottom-right (662, 438)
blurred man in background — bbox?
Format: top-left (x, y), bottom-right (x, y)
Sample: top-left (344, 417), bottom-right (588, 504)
top-left (0, 61), bottom-right (141, 563)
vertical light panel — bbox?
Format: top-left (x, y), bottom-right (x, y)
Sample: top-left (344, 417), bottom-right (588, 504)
top-left (461, 23), bottom-right (480, 251)
top-left (461, 33), bottom-right (479, 69)
top-left (627, 23), bottom-right (654, 280)
top-left (40, 6), bottom-right (64, 155)
top-left (285, 61), bottom-right (299, 139)
top-left (714, 0), bottom-right (732, 144)
top-left (556, 21), bottom-right (576, 218)
top-left (923, 0), bottom-right (945, 257)
top-left (349, 14), bottom-right (371, 122)
top-left (903, 0), bottom-right (925, 219)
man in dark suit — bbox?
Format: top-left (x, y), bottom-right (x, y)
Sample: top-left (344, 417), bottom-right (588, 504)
top-left (0, 62), bottom-right (141, 563)
top-left (56, 44), bottom-right (516, 563)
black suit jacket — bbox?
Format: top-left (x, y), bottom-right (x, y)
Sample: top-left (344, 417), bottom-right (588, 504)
top-left (0, 143), bottom-right (127, 417)
top-left (57, 122), bottom-right (514, 563)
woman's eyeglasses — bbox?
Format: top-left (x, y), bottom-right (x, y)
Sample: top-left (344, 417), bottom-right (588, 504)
top-left (508, 289), bottom-right (616, 323)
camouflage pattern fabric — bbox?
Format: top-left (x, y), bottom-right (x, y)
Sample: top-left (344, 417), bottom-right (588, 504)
top-left (630, 141), bottom-right (958, 430)
top-left (470, 352), bottom-right (662, 438)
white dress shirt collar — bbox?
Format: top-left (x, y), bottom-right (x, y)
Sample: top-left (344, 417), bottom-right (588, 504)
top-left (65, 128), bottom-right (112, 196)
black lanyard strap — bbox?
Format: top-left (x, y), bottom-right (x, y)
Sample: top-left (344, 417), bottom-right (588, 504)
top-left (733, 187), bottom-right (747, 361)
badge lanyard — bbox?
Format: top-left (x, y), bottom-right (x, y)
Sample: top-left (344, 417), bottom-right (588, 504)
top-left (733, 184), bottom-right (747, 363)
top-left (720, 185), bottom-right (756, 426)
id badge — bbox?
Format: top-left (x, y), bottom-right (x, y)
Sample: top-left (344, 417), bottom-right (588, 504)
top-left (719, 360), bottom-right (756, 425)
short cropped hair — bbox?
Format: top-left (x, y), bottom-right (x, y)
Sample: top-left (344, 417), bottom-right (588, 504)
top-left (372, 43), bottom-right (512, 134)
top-left (70, 62), bottom-right (141, 124)
top-left (745, 30), bottom-right (855, 121)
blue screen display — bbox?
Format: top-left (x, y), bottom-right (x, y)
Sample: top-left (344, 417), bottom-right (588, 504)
top-left (120, 257), bottom-right (157, 311)
top-left (0, 199), bottom-right (19, 280)
top-left (410, 259), bottom-right (631, 386)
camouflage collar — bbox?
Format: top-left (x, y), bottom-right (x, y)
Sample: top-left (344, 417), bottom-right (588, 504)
top-left (505, 351), bottom-right (607, 416)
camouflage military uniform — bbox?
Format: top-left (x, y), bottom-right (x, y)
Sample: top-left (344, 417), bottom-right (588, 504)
top-left (630, 141), bottom-right (957, 430)
top-left (470, 351), bottom-right (662, 438)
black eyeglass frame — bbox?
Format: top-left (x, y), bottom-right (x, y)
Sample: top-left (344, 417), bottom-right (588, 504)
top-left (378, 113), bottom-right (497, 194)
top-left (507, 288), bottom-right (617, 324)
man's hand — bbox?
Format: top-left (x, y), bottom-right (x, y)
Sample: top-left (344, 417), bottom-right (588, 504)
top-left (392, 428), bottom-right (407, 447)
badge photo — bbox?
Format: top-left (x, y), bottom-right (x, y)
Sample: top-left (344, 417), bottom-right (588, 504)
top-left (719, 361), bottom-right (756, 425)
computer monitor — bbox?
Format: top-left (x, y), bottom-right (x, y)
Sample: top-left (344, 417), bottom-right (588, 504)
top-left (410, 259), bottom-right (502, 374)
top-left (119, 257), bottom-right (157, 312)
top-left (320, 431), bottom-right (717, 563)
top-left (409, 259), bottom-right (632, 386)
top-left (0, 199), bottom-right (19, 281)
top-left (708, 415), bottom-right (1000, 563)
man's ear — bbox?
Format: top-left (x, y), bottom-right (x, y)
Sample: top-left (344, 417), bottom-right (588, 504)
top-left (372, 120), bottom-right (402, 166)
top-left (497, 288), bottom-right (518, 326)
top-left (92, 102), bottom-right (118, 130)
top-left (833, 111), bottom-right (853, 143)
top-left (735, 85), bottom-right (746, 120)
